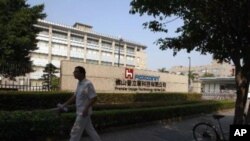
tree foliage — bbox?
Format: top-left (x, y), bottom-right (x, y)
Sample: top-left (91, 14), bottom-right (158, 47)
top-left (40, 63), bottom-right (59, 91)
top-left (0, 0), bottom-right (45, 79)
top-left (189, 71), bottom-right (198, 81)
top-left (202, 72), bottom-right (215, 78)
top-left (130, 0), bottom-right (249, 124)
top-left (158, 67), bottom-right (169, 73)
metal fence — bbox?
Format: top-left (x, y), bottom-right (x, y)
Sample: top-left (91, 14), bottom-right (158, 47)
top-left (202, 92), bottom-right (236, 100)
top-left (0, 83), bottom-right (49, 91)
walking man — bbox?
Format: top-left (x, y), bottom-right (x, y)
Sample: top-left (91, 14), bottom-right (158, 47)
top-left (61, 66), bottom-right (101, 141)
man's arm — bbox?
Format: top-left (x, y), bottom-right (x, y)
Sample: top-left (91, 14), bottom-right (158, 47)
top-left (82, 97), bottom-right (97, 117)
top-left (62, 94), bottom-right (76, 107)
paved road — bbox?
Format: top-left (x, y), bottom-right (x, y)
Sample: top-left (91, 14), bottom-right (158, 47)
top-left (67, 109), bottom-right (234, 141)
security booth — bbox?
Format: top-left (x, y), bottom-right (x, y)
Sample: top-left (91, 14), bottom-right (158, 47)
top-left (200, 77), bottom-right (236, 99)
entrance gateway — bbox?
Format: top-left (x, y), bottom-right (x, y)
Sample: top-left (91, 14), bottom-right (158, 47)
top-left (60, 60), bottom-right (188, 93)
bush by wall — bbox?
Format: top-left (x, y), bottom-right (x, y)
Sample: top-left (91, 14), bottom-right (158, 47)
top-left (0, 92), bottom-right (202, 111)
top-left (93, 100), bottom-right (201, 111)
top-left (97, 92), bottom-right (201, 104)
top-left (92, 100), bottom-right (234, 130)
top-left (0, 93), bottom-right (72, 110)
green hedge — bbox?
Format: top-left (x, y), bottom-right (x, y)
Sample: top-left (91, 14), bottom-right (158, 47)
top-left (97, 93), bottom-right (201, 103)
top-left (92, 100), bottom-right (234, 130)
top-left (0, 91), bottom-right (72, 95)
top-left (0, 93), bottom-right (72, 110)
top-left (93, 100), bottom-right (201, 111)
top-left (0, 92), bottom-right (202, 111)
top-left (0, 100), bottom-right (234, 140)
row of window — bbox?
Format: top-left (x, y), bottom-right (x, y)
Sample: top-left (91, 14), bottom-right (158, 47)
top-left (39, 30), bottom-right (138, 53)
top-left (31, 52), bottom-right (135, 66)
top-left (36, 41), bottom-right (135, 59)
top-left (37, 39), bottom-right (136, 56)
top-left (83, 60), bottom-right (135, 67)
top-left (36, 51), bottom-right (134, 61)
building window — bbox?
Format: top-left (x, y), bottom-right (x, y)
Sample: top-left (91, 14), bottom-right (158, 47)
top-left (126, 64), bottom-right (135, 68)
top-left (101, 61), bottom-right (112, 66)
top-left (70, 47), bottom-right (84, 58)
top-left (87, 38), bottom-right (98, 45)
top-left (101, 51), bottom-right (112, 57)
top-left (70, 57), bottom-right (83, 62)
top-left (87, 38), bottom-right (99, 49)
top-left (37, 41), bottom-right (48, 47)
top-left (87, 49), bottom-right (98, 55)
top-left (127, 47), bottom-right (135, 54)
top-left (52, 31), bottom-right (67, 39)
top-left (114, 63), bottom-right (124, 66)
top-left (86, 59), bottom-right (98, 64)
top-left (71, 35), bottom-right (84, 42)
top-left (51, 42), bottom-right (68, 56)
top-left (36, 41), bottom-right (49, 54)
top-left (31, 54), bottom-right (48, 67)
top-left (51, 56), bottom-right (67, 68)
top-left (115, 54), bottom-right (124, 59)
top-left (101, 41), bottom-right (112, 50)
top-left (126, 56), bottom-right (134, 61)
top-left (115, 45), bottom-right (124, 52)
top-left (40, 29), bottom-right (49, 35)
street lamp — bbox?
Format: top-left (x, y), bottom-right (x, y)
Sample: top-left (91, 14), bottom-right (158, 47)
top-left (188, 57), bottom-right (191, 92)
top-left (118, 37), bottom-right (123, 67)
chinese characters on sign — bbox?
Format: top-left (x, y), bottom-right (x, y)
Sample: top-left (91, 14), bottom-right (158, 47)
top-left (115, 79), bottom-right (166, 92)
top-left (115, 68), bottom-right (166, 92)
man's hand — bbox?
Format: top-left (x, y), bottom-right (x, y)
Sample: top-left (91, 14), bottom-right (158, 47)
top-left (57, 103), bottom-right (68, 112)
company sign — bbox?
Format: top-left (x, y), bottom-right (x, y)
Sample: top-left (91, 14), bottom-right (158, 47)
top-left (115, 68), bottom-right (166, 92)
top-left (135, 75), bottom-right (160, 81)
top-left (125, 68), bottom-right (134, 79)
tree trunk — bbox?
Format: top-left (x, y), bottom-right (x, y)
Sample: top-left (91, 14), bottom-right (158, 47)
top-left (234, 66), bottom-right (249, 124)
top-left (246, 100), bottom-right (250, 124)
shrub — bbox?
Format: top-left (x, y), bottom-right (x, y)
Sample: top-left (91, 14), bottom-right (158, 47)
top-left (97, 93), bottom-right (202, 104)
top-left (0, 100), bottom-right (234, 140)
top-left (0, 93), bottom-right (72, 110)
top-left (0, 92), bottom-right (202, 111)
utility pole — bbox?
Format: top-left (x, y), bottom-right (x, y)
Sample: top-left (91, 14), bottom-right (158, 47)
top-left (118, 37), bottom-right (123, 67)
top-left (188, 57), bottom-right (191, 92)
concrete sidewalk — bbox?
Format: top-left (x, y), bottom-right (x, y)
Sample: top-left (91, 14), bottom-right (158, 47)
top-left (68, 109), bottom-right (234, 141)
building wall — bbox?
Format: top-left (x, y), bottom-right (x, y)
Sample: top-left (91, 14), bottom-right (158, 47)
top-left (169, 60), bottom-right (234, 77)
top-left (28, 19), bottom-right (147, 85)
top-left (191, 81), bottom-right (202, 93)
top-left (60, 60), bottom-right (188, 93)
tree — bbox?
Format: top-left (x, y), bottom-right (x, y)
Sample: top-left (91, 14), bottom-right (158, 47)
top-left (202, 72), bottom-right (215, 78)
top-left (0, 0), bottom-right (45, 79)
top-left (189, 71), bottom-right (198, 81)
top-left (130, 0), bottom-right (249, 124)
top-left (40, 63), bottom-right (59, 91)
top-left (158, 67), bottom-right (169, 73)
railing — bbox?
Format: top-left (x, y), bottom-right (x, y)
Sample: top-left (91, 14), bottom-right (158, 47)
top-left (0, 84), bottom-right (49, 91)
top-left (202, 92), bottom-right (236, 100)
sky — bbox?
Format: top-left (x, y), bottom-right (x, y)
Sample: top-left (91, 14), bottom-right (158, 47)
top-left (27, 0), bottom-right (212, 71)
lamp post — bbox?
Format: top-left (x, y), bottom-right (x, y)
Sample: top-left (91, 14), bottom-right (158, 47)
top-left (118, 37), bottom-right (123, 67)
top-left (188, 57), bottom-right (191, 92)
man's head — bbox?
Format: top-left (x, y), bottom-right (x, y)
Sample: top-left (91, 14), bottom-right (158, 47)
top-left (73, 66), bottom-right (86, 80)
